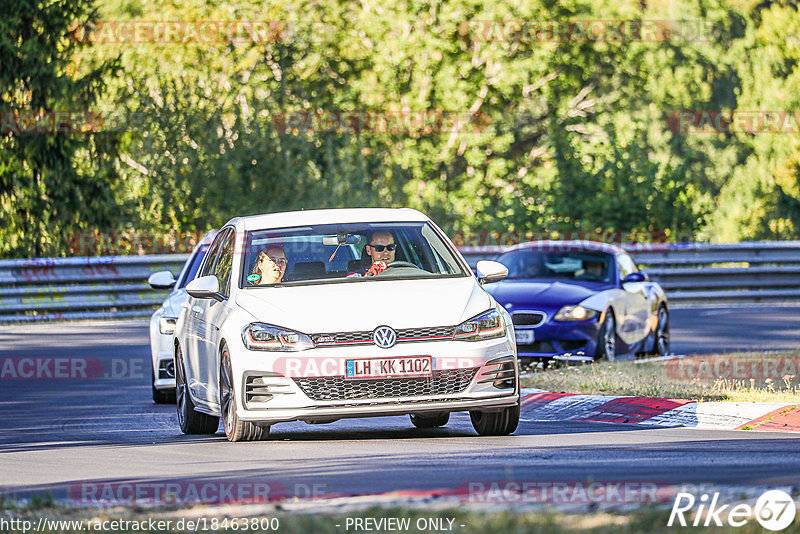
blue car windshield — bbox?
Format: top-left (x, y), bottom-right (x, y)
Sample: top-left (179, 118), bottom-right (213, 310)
top-left (499, 250), bottom-right (613, 284)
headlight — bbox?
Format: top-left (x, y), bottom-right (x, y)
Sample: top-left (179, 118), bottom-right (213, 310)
top-left (554, 305), bottom-right (598, 322)
top-left (242, 323), bottom-right (314, 351)
top-left (159, 316), bottom-right (177, 335)
top-left (454, 309), bottom-right (506, 341)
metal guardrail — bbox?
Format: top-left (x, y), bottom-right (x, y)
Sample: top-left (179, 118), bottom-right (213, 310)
top-left (1, 241), bottom-right (798, 322)
top-left (0, 255), bottom-right (188, 322)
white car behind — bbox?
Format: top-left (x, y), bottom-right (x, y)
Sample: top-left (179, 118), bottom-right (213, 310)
top-left (147, 230), bottom-right (216, 403)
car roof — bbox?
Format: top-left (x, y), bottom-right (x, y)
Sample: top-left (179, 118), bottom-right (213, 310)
top-left (228, 208), bottom-right (430, 232)
top-left (502, 240), bottom-right (626, 255)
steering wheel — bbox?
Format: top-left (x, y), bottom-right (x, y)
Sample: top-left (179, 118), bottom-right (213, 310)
top-left (385, 261), bottom-right (419, 269)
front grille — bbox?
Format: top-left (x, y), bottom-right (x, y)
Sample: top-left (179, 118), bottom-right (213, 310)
top-left (294, 367), bottom-right (479, 401)
top-left (311, 332), bottom-right (372, 344)
top-left (397, 326), bottom-right (455, 339)
top-left (512, 311), bottom-right (546, 327)
top-left (311, 325), bottom-right (455, 346)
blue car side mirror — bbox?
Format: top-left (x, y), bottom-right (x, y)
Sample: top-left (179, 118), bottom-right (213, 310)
top-left (622, 272), bottom-right (648, 284)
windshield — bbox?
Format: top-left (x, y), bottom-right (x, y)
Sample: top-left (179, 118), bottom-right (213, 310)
top-left (178, 244), bottom-right (210, 289)
top-left (240, 222), bottom-right (467, 287)
top-left (498, 250), bottom-right (614, 284)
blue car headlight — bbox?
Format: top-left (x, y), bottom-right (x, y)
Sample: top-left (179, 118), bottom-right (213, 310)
top-left (554, 305), bottom-right (598, 322)
top-left (242, 323), bottom-right (314, 351)
top-left (454, 310), bottom-right (506, 341)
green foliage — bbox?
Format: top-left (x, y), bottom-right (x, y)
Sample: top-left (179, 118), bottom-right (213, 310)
top-left (0, 0), bottom-right (122, 257)
top-left (2, 0), bottom-right (800, 258)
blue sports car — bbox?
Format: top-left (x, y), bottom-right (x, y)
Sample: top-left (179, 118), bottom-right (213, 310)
top-left (484, 241), bottom-right (669, 363)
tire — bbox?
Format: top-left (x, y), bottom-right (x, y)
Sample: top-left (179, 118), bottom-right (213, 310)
top-left (594, 311), bottom-right (617, 361)
top-left (151, 357), bottom-right (176, 404)
top-left (220, 345), bottom-right (270, 442)
top-left (649, 305), bottom-right (670, 356)
top-left (175, 344), bottom-right (219, 435)
top-left (470, 404), bottom-right (520, 436)
top-left (410, 413), bottom-right (450, 428)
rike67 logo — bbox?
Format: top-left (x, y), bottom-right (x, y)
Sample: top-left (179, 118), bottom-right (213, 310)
top-left (668, 489), bottom-right (796, 530)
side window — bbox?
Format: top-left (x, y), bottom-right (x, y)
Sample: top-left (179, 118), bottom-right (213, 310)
top-left (617, 254), bottom-right (637, 280)
top-left (214, 230), bottom-right (235, 297)
top-left (199, 229), bottom-right (228, 279)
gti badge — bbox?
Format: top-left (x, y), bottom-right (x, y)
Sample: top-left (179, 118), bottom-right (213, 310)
top-left (373, 326), bottom-right (397, 349)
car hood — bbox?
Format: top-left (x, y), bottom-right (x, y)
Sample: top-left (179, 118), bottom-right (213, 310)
top-left (235, 277), bottom-right (491, 332)
top-left (485, 280), bottom-right (610, 310)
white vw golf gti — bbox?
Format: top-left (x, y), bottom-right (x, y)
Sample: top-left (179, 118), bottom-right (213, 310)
top-left (173, 208), bottom-right (520, 441)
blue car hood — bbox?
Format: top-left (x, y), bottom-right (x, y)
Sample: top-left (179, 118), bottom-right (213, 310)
top-left (485, 280), bottom-right (611, 309)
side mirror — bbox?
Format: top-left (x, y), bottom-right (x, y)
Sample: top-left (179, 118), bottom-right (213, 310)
top-left (148, 270), bottom-right (176, 289)
top-left (186, 275), bottom-right (224, 301)
top-left (622, 272), bottom-right (648, 284)
top-left (476, 260), bottom-right (508, 285)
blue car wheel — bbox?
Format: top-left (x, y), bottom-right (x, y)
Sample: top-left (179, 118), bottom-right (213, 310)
top-left (595, 312), bottom-right (616, 361)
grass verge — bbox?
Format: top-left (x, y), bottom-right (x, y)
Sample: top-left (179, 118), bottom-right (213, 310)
top-left (520, 350), bottom-right (800, 402)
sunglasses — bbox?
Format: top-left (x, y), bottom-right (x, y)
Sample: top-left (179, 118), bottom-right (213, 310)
top-left (263, 256), bottom-right (288, 267)
top-left (369, 244), bottom-right (396, 252)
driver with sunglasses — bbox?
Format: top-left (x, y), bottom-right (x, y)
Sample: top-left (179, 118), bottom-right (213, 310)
top-left (363, 231), bottom-right (396, 276)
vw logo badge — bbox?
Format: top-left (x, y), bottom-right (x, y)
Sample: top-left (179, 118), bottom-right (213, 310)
top-left (373, 326), bottom-right (397, 349)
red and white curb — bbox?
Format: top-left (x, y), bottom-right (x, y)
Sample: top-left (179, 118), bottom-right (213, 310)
top-left (520, 388), bottom-right (800, 432)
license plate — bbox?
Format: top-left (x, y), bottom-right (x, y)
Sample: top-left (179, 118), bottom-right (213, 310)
top-left (345, 356), bottom-right (432, 379)
top-left (515, 330), bottom-right (534, 344)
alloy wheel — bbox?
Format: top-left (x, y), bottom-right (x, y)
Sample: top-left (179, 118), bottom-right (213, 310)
top-left (175, 348), bottom-right (186, 427)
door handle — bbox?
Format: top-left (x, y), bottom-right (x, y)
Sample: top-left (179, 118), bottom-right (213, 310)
top-left (191, 305), bottom-right (203, 315)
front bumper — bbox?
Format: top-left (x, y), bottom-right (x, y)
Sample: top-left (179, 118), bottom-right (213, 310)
top-left (228, 335), bottom-right (519, 425)
top-left (515, 320), bottom-right (601, 360)
top-left (150, 313), bottom-right (176, 390)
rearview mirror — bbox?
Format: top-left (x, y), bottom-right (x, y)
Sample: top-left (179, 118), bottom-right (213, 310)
top-left (476, 260), bottom-right (508, 285)
top-left (148, 270), bottom-right (176, 289)
top-left (186, 275), bottom-right (224, 301)
top-left (322, 233), bottom-right (361, 246)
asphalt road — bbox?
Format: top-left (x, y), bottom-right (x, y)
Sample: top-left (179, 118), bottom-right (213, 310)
top-left (0, 306), bottom-right (798, 506)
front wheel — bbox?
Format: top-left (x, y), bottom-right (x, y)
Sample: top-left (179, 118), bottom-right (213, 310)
top-left (220, 346), bottom-right (270, 442)
top-left (470, 404), bottom-right (520, 436)
top-left (594, 312), bottom-right (617, 361)
top-left (650, 306), bottom-right (670, 356)
top-left (176, 345), bottom-right (219, 434)
top-left (410, 413), bottom-right (450, 428)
